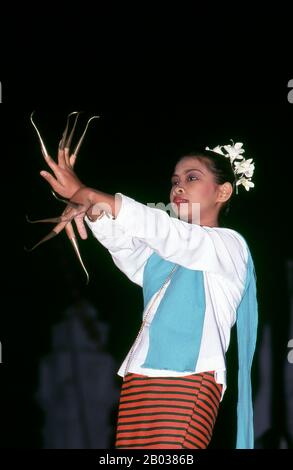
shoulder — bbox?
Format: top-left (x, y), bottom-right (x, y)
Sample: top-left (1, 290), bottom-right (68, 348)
top-left (202, 226), bottom-right (249, 264)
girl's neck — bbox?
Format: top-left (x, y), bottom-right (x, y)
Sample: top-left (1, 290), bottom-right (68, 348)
top-left (199, 216), bottom-right (219, 228)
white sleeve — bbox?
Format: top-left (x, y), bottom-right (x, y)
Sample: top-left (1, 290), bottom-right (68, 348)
top-left (85, 210), bottom-right (153, 287)
top-left (113, 192), bottom-right (248, 282)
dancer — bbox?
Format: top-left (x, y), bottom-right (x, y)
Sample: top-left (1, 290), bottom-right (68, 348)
top-left (29, 115), bottom-right (258, 449)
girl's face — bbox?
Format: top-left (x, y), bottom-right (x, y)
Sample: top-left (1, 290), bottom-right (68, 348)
top-left (169, 156), bottom-right (223, 225)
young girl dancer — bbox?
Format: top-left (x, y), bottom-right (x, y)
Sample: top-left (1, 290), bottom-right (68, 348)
top-left (37, 136), bottom-right (258, 450)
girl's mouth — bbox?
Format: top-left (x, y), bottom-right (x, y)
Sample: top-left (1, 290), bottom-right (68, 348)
top-left (173, 197), bottom-right (189, 206)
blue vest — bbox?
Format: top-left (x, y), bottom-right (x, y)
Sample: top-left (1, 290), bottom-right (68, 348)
top-left (141, 248), bottom-right (258, 449)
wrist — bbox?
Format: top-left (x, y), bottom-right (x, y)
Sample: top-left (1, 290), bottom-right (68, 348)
top-left (70, 185), bottom-right (87, 201)
top-left (71, 188), bottom-right (120, 220)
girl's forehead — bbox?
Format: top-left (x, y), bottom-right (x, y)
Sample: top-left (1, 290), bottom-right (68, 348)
top-left (174, 156), bottom-right (205, 173)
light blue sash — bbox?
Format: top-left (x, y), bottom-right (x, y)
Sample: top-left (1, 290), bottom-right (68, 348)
top-left (235, 250), bottom-right (258, 448)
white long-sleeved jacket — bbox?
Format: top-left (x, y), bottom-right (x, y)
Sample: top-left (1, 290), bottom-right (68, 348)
top-left (85, 193), bottom-right (248, 398)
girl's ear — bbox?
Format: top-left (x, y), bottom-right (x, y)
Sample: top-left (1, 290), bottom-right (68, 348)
top-left (216, 182), bottom-right (233, 203)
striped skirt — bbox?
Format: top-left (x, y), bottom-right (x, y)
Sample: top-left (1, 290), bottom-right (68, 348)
top-left (115, 371), bottom-right (222, 449)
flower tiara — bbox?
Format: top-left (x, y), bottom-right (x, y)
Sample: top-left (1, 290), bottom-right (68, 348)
top-left (205, 140), bottom-right (255, 194)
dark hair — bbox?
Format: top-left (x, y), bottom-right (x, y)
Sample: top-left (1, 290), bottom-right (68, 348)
top-left (178, 149), bottom-right (236, 219)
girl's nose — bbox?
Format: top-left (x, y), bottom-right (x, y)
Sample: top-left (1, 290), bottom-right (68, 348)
top-left (175, 186), bottom-right (185, 194)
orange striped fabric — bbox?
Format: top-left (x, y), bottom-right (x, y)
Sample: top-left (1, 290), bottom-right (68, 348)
top-left (115, 371), bottom-right (222, 449)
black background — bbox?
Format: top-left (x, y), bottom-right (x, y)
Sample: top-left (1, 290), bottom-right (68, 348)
top-left (0, 16), bottom-right (292, 456)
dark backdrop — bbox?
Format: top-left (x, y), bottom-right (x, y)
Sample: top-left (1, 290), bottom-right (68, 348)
top-left (0, 76), bottom-right (292, 448)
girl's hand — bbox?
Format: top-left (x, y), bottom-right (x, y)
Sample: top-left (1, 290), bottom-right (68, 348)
top-left (28, 111), bottom-right (102, 283)
top-left (40, 147), bottom-right (86, 199)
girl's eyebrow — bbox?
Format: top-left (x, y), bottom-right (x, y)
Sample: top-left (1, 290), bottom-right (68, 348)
top-left (172, 168), bottom-right (204, 177)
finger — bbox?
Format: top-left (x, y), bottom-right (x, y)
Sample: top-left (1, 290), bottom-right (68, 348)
top-left (63, 205), bottom-right (74, 217)
top-left (74, 214), bottom-right (88, 240)
top-left (49, 219), bottom-right (68, 235)
top-left (65, 112), bottom-right (81, 166)
top-left (69, 115), bottom-right (100, 168)
top-left (30, 112), bottom-right (62, 174)
top-left (42, 152), bottom-right (60, 174)
top-left (62, 205), bottom-right (88, 224)
top-left (65, 222), bottom-right (89, 284)
top-left (40, 171), bottom-right (64, 194)
top-left (64, 201), bottom-right (88, 235)
top-left (24, 219), bottom-right (67, 252)
top-left (26, 214), bottom-right (63, 224)
top-left (73, 115), bottom-right (100, 159)
top-left (24, 230), bottom-right (59, 252)
top-left (30, 111), bottom-right (50, 161)
top-left (65, 220), bottom-right (75, 239)
top-left (64, 147), bottom-right (71, 166)
top-left (57, 147), bottom-right (67, 168)
top-left (69, 153), bottom-right (77, 168)
top-left (63, 202), bottom-right (89, 240)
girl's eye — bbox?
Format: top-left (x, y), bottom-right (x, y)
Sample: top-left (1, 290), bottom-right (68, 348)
top-left (171, 175), bottom-right (199, 186)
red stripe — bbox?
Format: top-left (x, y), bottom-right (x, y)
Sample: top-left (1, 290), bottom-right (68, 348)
top-left (121, 384), bottom-right (202, 395)
top-left (118, 406), bottom-right (194, 416)
top-left (117, 434), bottom-right (190, 446)
top-left (118, 419), bottom-right (190, 430)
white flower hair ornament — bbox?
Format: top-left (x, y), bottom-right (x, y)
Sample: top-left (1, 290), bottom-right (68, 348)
top-left (205, 141), bottom-right (255, 195)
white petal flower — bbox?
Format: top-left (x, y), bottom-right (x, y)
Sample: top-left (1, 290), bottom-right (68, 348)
top-left (234, 142), bottom-right (245, 151)
top-left (236, 177), bottom-right (255, 191)
top-left (244, 162), bottom-right (255, 178)
top-left (234, 158), bottom-right (254, 176)
top-left (206, 145), bottom-right (225, 155)
top-left (212, 145), bottom-right (225, 155)
top-left (223, 142), bottom-right (245, 162)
